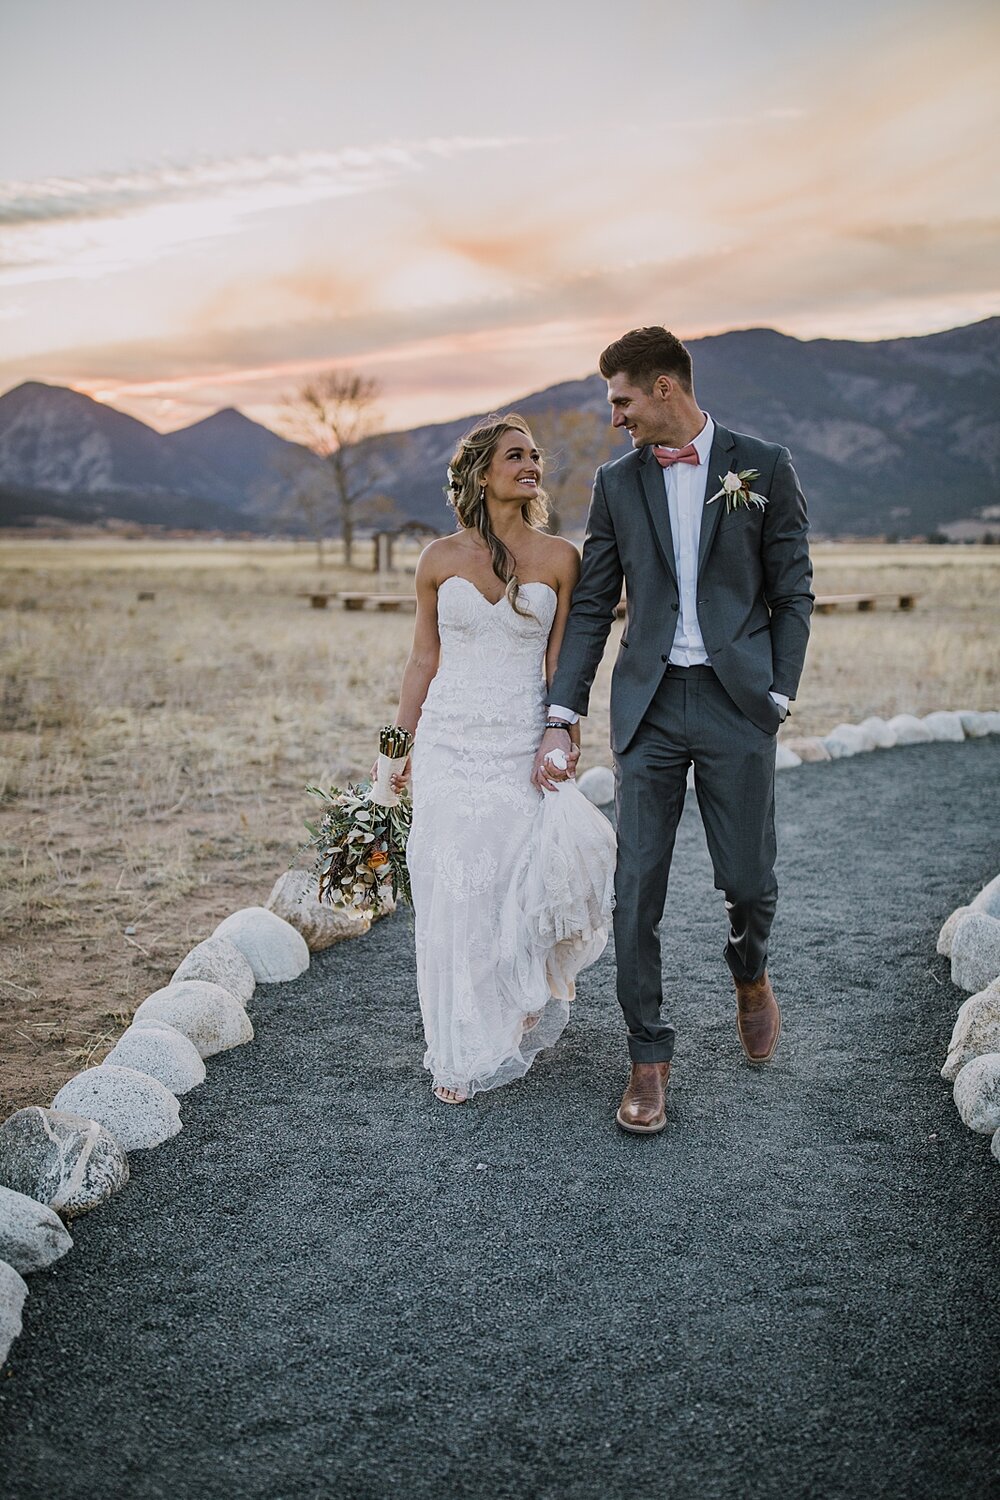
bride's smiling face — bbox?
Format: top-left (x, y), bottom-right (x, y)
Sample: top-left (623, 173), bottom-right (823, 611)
top-left (484, 429), bottom-right (542, 504)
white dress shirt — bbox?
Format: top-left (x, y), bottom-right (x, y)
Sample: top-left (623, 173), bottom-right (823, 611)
top-left (664, 413), bottom-right (714, 665)
top-left (549, 413), bottom-right (787, 723)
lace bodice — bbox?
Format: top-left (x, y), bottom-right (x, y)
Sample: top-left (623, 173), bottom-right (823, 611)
top-left (421, 575), bottom-right (556, 729)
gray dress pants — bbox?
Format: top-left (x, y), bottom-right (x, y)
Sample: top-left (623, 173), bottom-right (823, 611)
top-left (613, 664), bottom-right (778, 1063)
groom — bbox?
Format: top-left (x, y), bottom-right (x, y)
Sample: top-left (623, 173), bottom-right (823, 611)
top-left (534, 326), bottom-right (813, 1136)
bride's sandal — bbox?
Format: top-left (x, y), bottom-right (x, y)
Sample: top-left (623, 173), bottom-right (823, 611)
top-left (433, 1085), bottom-right (468, 1105)
top-left (521, 1012), bottom-right (542, 1034)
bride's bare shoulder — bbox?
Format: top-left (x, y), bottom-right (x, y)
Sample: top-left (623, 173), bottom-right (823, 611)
top-left (542, 534), bottom-right (580, 561)
top-left (538, 534), bottom-right (581, 587)
top-left (417, 533), bottom-right (466, 582)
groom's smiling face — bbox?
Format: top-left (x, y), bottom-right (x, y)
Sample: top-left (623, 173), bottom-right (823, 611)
top-left (606, 372), bottom-right (672, 448)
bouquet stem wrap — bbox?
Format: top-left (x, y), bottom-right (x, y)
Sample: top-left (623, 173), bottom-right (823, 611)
top-left (373, 752), bottom-right (409, 808)
top-left (372, 725), bottom-right (413, 809)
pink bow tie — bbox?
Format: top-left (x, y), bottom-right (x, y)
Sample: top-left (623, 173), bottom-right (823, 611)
top-left (653, 443), bottom-right (700, 467)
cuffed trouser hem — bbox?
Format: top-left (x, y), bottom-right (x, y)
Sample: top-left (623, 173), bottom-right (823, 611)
top-left (724, 943), bottom-right (769, 983)
top-left (627, 1031), bottom-right (675, 1064)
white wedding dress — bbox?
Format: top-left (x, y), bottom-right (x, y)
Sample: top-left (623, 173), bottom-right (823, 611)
top-left (407, 575), bottom-right (616, 1097)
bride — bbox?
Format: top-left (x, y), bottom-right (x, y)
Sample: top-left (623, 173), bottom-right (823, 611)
top-left (386, 413), bottom-right (616, 1105)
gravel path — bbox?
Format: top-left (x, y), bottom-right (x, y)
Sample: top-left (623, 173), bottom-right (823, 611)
top-left (3, 740), bottom-right (999, 1500)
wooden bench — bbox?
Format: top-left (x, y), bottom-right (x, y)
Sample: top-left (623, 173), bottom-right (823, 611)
top-left (612, 592), bottom-right (917, 619)
top-left (295, 591), bottom-right (415, 611)
top-left (813, 593), bottom-right (917, 615)
top-left (335, 592), bottom-right (417, 612)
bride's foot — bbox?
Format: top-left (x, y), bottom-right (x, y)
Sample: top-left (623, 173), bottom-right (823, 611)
top-left (433, 1084), bottom-right (468, 1105)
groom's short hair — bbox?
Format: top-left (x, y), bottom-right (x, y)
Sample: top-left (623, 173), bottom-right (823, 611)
top-left (599, 327), bottom-right (693, 393)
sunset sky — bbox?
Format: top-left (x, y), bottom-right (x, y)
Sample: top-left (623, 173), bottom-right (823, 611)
top-left (1, 0), bottom-right (998, 434)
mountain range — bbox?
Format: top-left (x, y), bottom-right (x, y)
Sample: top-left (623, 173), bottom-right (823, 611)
top-left (1, 317), bottom-right (997, 537)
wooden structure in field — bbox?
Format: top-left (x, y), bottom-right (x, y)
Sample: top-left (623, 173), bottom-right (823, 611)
top-left (373, 519), bottom-right (440, 574)
top-left (297, 519), bottom-right (442, 608)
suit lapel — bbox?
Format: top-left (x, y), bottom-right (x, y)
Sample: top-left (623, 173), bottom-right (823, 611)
top-left (637, 449), bottom-right (678, 587)
top-left (697, 422), bottom-right (736, 577)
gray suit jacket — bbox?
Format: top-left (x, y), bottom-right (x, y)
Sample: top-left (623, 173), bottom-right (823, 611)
top-left (549, 422), bottom-right (814, 751)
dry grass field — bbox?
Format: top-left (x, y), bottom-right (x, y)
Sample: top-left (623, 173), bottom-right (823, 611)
top-left (2, 536), bottom-right (998, 1115)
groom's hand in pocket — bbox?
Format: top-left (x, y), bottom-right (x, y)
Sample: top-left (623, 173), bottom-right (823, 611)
top-left (531, 729), bottom-right (578, 792)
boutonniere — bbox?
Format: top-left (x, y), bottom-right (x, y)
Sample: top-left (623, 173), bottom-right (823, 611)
top-left (706, 468), bottom-right (767, 514)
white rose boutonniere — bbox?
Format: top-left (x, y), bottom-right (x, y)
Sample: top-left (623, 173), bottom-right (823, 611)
top-left (707, 468), bottom-right (767, 514)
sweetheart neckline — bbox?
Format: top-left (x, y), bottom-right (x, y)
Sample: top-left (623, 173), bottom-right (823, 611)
top-left (439, 575), bottom-right (558, 609)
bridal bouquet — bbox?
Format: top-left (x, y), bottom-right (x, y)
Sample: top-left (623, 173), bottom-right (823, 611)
top-left (304, 726), bottom-right (413, 911)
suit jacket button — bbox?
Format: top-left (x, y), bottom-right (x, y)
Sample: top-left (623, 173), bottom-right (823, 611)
top-left (671, 602), bottom-right (678, 611)
top-left (661, 654), bottom-right (668, 662)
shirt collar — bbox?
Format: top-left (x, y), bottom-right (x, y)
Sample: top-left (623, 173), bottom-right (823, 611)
top-left (653, 413), bottom-right (714, 465)
top-left (692, 413), bottom-right (714, 462)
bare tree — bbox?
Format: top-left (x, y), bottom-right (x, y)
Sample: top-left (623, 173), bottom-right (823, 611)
top-left (532, 409), bottom-right (619, 535)
top-left (281, 370), bottom-right (382, 567)
top-left (277, 451), bottom-right (338, 571)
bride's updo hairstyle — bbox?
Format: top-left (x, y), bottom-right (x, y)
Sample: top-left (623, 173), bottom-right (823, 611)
top-left (445, 413), bottom-right (549, 617)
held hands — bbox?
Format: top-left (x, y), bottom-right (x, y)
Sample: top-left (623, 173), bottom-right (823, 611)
top-left (372, 737), bottom-right (575, 795)
top-left (531, 728), bottom-right (580, 792)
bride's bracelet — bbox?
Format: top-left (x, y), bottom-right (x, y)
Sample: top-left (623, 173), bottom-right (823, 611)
top-left (544, 719), bottom-right (573, 732)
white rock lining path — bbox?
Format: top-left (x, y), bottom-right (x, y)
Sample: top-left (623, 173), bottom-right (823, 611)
top-left (1, 706), bottom-right (998, 1369)
top-left (937, 871), bottom-right (1000, 1162)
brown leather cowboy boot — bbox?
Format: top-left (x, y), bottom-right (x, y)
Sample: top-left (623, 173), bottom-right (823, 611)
top-left (734, 970), bottom-right (781, 1062)
top-left (616, 1062), bottom-right (671, 1135)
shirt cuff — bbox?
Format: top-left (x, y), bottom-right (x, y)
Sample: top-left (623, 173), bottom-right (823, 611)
top-left (769, 691), bottom-right (789, 710)
top-left (547, 705), bottom-right (580, 725)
